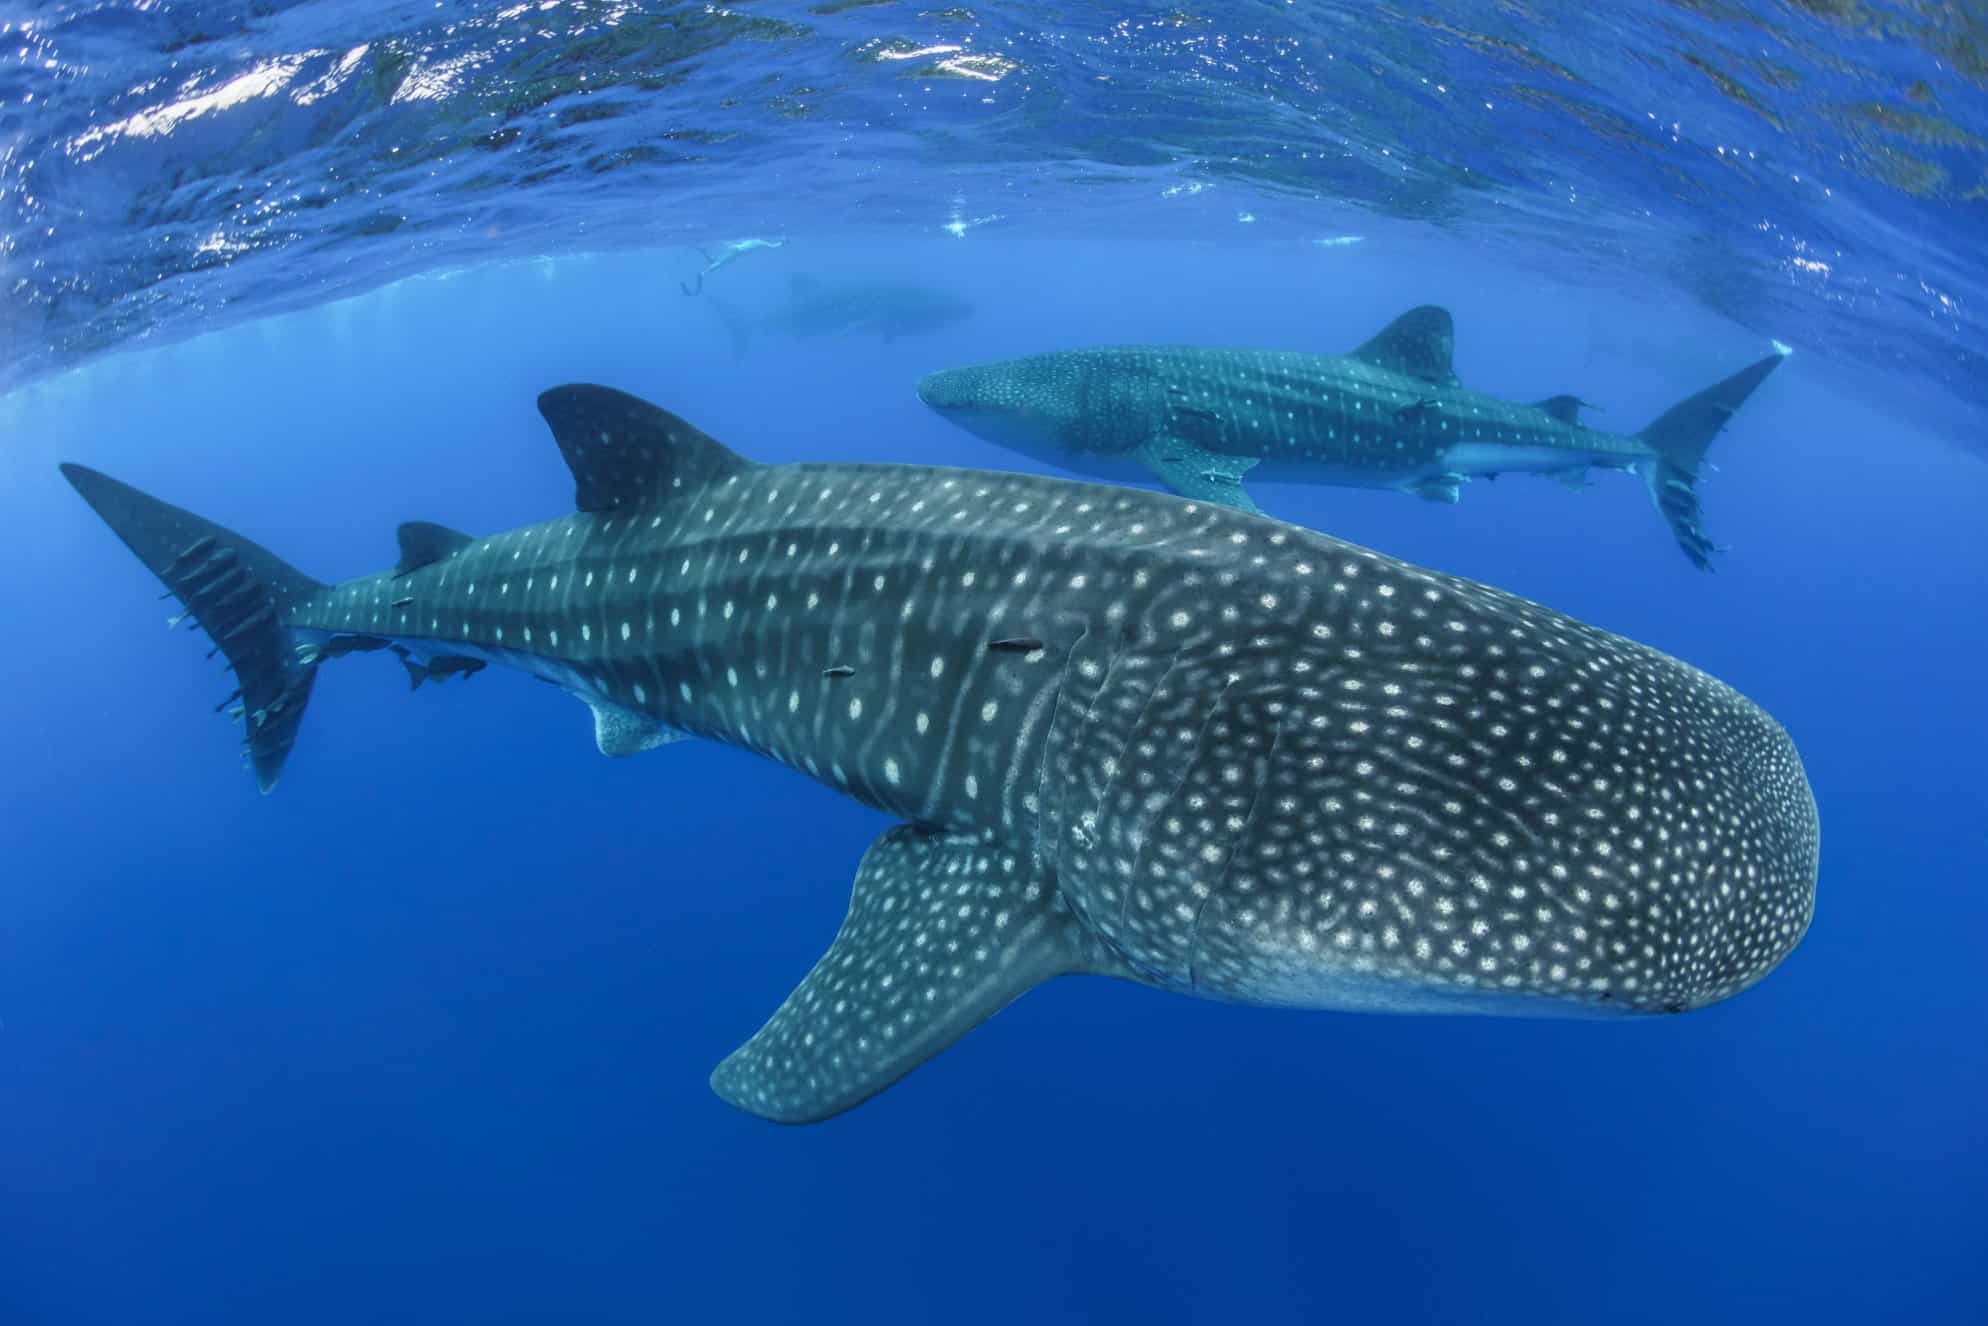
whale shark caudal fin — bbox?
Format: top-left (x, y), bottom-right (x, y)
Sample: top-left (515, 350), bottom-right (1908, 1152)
top-left (59, 464), bottom-right (328, 794)
top-left (1634, 350), bottom-right (1788, 570)
top-left (707, 296), bottom-right (752, 359)
top-left (710, 826), bottom-right (1121, 1124)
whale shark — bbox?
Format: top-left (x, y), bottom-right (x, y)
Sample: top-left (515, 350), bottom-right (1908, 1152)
top-left (713, 274), bottom-right (973, 355)
top-left (916, 307), bottom-right (1788, 569)
top-left (63, 384), bottom-right (1818, 1124)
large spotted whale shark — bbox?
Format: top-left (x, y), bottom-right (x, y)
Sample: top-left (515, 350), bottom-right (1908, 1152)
top-left (63, 385), bottom-right (1818, 1124)
top-left (916, 307), bottom-right (1788, 569)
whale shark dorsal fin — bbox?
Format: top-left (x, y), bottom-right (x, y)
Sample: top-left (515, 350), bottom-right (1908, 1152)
top-left (394, 520), bottom-right (474, 575)
top-left (1352, 305), bottom-right (1459, 386)
top-left (537, 384), bottom-right (754, 513)
top-left (710, 826), bottom-right (1110, 1124)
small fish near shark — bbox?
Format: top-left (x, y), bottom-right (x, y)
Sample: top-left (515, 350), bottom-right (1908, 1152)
top-left (712, 274), bottom-right (974, 357)
top-left (916, 306), bottom-right (1788, 569)
top-left (63, 385), bottom-right (1818, 1124)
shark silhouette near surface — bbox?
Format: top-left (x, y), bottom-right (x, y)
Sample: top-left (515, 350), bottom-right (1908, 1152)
top-left (64, 385), bottom-right (1818, 1124)
top-left (712, 274), bottom-right (973, 355)
top-left (917, 307), bottom-right (1788, 569)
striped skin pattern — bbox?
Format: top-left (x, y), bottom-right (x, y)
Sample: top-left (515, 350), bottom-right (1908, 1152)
top-left (66, 386), bottom-right (1819, 1124)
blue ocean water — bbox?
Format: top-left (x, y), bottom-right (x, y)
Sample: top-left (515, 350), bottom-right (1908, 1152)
top-left (4, 5), bottom-right (1986, 1325)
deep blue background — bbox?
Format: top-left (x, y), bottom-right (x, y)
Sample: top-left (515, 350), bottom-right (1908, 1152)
top-left (4, 237), bottom-right (1984, 1324)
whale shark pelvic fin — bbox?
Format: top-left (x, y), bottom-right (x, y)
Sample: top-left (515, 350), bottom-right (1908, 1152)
top-left (588, 699), bottom-right (687, 757)
top-left (710, 826), bottom-right (1117, 1124)
top-left (1406, 472), bottom-right (1465, 503)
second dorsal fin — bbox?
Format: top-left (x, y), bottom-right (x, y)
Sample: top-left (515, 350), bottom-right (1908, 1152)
top-left (1351, 305), bottom-right (1459, 387)
top-left (395, 521), bottom-right (474, 575)
top-left (536, 384), bottom-right (754, 513)
top-left (1534, 394), bottom-right (1592, 425)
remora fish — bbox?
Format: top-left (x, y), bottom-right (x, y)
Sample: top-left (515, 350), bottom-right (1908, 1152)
top-left (916, 306), bottom-right (1787, 568)
top-left (712, 274), bottom-right (973, 355)
top-left (63, 385), bottom-right (1818, 1124)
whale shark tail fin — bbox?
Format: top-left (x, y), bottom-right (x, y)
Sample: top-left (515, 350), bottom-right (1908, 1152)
top-left (60, 464), bottom-right (327, 794)
top-left (1635, 350), bottom-right (1788, 570)
top-left (708, 295), bottom-right (751, 359)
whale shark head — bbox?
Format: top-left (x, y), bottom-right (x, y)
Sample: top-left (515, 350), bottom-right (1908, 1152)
top-left (918, 354), bottom-right (1128, 471)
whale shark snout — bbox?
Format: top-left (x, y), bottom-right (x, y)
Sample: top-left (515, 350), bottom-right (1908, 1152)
top-left (914, 366), bottom-right (972, 410)
top-left (916, 363), bottom-right (1020, 416)
top-left (917, 358), bottom-right (1125, 474)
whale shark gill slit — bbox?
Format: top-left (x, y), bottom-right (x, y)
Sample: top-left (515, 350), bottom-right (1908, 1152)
top-left (1117, 676), bottom-right (1237, 982)
top-left (1190, 719), bottom-right (1282, 994)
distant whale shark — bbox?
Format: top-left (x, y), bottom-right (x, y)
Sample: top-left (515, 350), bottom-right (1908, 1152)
top-left (917, 307), bottom-right (1787, 569)
top-left (713, 274), bottom-right (973, 355)
top-left (64, 386), bottom-right (1818, 1124)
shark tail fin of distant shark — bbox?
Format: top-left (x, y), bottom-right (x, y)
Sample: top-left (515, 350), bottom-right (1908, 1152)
top-left (1634, 350), bottom-right (1788, 570)
top-left (708, 295), bottom-right (750, 359)
top-left (59, 464), bottom-right (327, 794)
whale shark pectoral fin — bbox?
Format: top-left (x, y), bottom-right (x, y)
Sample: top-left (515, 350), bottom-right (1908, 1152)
top-left (711, 826), bottom-right (1098, 1124)
top-left (1405, 472), bottom-right (1465, 504)
top-left (588, 699), bottom-right (687, 757)
top-left (1134, 438), bottom-right (1262, 514)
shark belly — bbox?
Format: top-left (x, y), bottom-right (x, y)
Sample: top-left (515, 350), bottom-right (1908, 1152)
top-left (1254, 436), bottom-right (1642, 503)
top-left (1442, 441), bottom-right (1576, 475)
top-left (1439, 440), bottom-right (1640, 478)
top-left (1202, 946), bottom-right (1628, 1017)
top-left (1249, 453), bottom-right (1425, 491)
